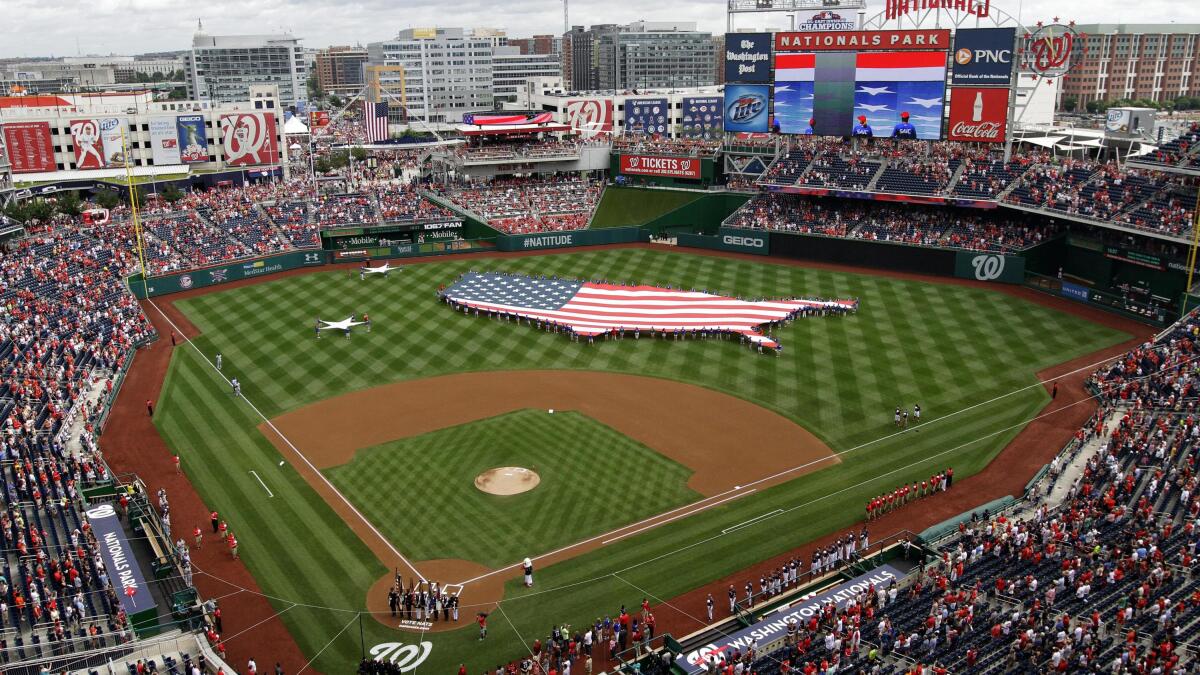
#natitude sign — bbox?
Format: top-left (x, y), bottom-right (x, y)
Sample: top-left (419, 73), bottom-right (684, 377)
top-left (2, 121), bottom-right (55, 173)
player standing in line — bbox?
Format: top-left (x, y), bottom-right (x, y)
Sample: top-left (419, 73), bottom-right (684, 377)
top-left (706, 594), bottom-right (714, 622)
top-left (315, 317), bottom-right (322, 339)
top-left (894, 407), bottom-right (901, 427)
top-left (914, 403), bottom-right (921, 423)
top-left (902, 409), bottom-right (908, 429)
top-left (215, 352), bottom-right (223, 370)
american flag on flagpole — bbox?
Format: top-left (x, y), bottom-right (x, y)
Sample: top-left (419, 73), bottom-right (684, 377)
top-left (441, 272), bottom-right (857, 349)
top-left (363, 100), bottom-right (389, 143)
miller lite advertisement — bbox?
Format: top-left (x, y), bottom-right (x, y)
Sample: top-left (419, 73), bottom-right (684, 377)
top-left (619, 154), bottom-right (702, 180)
top-left (723, 84), bottom-right (771, 133)
top-left (946, 87), bottom-right (1008, 143)
top-left (220, 112), bottom-right (280, 166)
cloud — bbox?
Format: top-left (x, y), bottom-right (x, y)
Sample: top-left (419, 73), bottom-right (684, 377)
top-left (2, 0), bottom-right (1199, 58)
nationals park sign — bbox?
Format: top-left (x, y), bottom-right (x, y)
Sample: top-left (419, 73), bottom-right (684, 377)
top-left (619, 154), bottom-right (703, 180)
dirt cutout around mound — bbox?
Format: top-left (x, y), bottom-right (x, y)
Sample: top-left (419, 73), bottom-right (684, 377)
top-left (259, 370), bottom-right (838, 630)
top-left (475, 467), bottom-right (541, 495)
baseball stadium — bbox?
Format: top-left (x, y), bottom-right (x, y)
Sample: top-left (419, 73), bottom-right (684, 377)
top-left (2, 5), bottom-right (1200, 675)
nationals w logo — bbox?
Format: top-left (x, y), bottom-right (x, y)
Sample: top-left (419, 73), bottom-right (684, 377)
top-left (970, 254), bottom-right (1006, 281)
top-left (369, 642), bottom-right (432, 672)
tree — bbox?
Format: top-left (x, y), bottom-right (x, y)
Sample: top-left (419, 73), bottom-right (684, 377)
top-left (351, 147), bottom-right (368, 162)
top-left (160, 184), bottom-right (185, 203)
top-left (168, 87), bottom-right (188, 101)
top-left (315, 157), bottom-right (332, 174)
top-left (55, 190), bottom-right (83, 217)
top-left (1061, 95), bottom-right (1078, 113)
top-left (306, 74), bottom-right (325, 102)
top-left (95, 190), bottom-right (121, 209)
top-left (329, 95), bottom-right (343, 109)
top-left (328, 150), bottom-right (351, 169)
top-left (1086, 100), bottom-right (1103, 114)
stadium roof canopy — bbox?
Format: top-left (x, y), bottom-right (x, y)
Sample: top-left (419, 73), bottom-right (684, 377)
top-left (455, 123), bottom-right (571, 136)
top-left (1018, 136), bottom-right (1067, 148)
top-left (14, 164), bottom-right (192, 183)
top-left (284, 116), bottom-right (310, 135)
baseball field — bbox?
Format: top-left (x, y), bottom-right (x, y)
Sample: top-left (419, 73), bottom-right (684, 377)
top-left (144, 246), bottom-right (1131, 672)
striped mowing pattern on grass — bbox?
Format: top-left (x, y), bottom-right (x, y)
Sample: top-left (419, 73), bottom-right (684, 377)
top-left (324, 409), bottom-right (700, 567)
top-left (155, 248), bottom-right (1130, 672)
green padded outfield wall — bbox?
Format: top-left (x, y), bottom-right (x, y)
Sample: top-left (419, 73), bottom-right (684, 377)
top-left (128, 250), bottom-right (327, 298)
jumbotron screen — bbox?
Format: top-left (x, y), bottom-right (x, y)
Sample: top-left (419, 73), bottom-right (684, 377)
top-left (773, 50), bottom-right (948, 139)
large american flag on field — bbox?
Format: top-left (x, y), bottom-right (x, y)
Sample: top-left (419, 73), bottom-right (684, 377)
top-left (441, 272), bottom-right (857, 349)
top-left (363, 100), bottom-right (389, 143)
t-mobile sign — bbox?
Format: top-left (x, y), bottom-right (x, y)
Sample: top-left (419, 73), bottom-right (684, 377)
top-left (946, 87), bottom-right (1008, 143)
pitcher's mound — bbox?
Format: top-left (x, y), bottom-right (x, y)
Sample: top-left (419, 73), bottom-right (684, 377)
top-left (475, 467), bottom-right (540, 495)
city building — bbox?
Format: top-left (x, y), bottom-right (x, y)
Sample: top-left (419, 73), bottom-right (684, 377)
top-left (365, 64), bottom-right (406, 110)
top-left (562, 22), bottom-right (717, 92)
top-left (1061, 24), bottom-right (1200, 108)
top-left (315, 46), bottom-right (368, 97)
top-left (492, 47), bottom-right (562, 102)
top-left (712, 35), bottom-right (726, 85)
top-left (1, 62), bottom-right (117, 92)
top-left (184, 30), bottom-right (307, 106)
top-left (470, 28), bottom-right (509, 49)
top-left (366, 28), bottom-right (494, 125)
top-left (62, 56), bottom-right (185, 82)
top-left (0, 86), bottom-right (287, 178)
top-left (508, 35), bottom-right (562, 56)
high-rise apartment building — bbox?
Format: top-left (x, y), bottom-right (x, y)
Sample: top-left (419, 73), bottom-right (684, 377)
top-left (1061, 24), bottom-right (1200, 107)
top-left (366, 28), bottom-right (494, 124)
top-left (561, 22), bottom-right (717, 92)
top-left (315, 46), bottom-right (368, 97)
top-left (185, 31), bottom-right (306, 106)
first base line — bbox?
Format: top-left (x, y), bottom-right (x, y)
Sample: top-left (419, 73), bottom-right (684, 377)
top-left (721, 509), bottom-right (784, 535)
top-left (250, 470), bottom-right (274, 498)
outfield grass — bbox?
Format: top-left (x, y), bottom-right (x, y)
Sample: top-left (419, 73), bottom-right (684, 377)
top-left (154, 248), bottom-right (1130, 672)
top-left (589, 187), bottom-right (705, 228)
top-left (324, 409), bottom-right (700, 566)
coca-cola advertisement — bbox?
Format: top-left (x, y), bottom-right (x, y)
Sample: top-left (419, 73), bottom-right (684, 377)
top-left (946, 87), bottom-right (1008, 143)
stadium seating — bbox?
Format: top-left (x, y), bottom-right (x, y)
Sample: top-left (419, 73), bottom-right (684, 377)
top-left (434, 176), bottom-right (603, 234)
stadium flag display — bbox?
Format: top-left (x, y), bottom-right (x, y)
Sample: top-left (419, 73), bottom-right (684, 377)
top-left (220, 112), bottom-right (280, 166)
top-left (363, 100), bottom-right (389, 142)
top-left (148, 117), bottom-right (181, 166)
top-left (724, 32), bottom-right (773, 82)
top-left (441, 271), bottom-right (858, 349)
top-left (176, 115), bottom-right (209, 163)
top-left (463, 111), bottom-right (554, 126)
top-left (946, 87), bottom-right (1008, 142)
top-left (624, 98), bottom-right (669, 135)
top-left (2, 121), bottom-right (56, 173)
top-left (775, 51), bottom-right (946, 138)
top-left (564, 99), bottom-right (614, 139)
top-left (723, 84), bottom-right (771, 133)
top-left (951, 27), bottom-right (1016, 86)
top-left (619, 154), bottom-right (702, 179)
top-left (681, 97), bottom-right (723, 139)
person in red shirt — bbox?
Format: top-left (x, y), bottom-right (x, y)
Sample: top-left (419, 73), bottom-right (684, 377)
top-left (194, 526), bottom-right (203, 549)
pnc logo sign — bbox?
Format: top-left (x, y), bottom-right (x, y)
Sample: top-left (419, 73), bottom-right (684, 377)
top-left (955, 47), bottom-right (1011, 65)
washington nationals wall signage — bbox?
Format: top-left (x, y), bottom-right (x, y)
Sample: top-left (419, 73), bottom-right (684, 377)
top-left (620, 154), bottom-right (702, 180)
top-left (564, 99), bottom-right (614, 139)
top-left (885, 0), bottom-right (991, 20)
top-left (775, 29), bottom-right (951, 52)
top-left (220, 112), bottom-right (280, 166)
top-left (946, 87), bottom-right (1008, 142)
top-left (1023, 21), bottom-right (1087, 79)
top-left (84, 504), bottom-right (156, 616)
top-left (951, 27), bottom-right (1016, 86)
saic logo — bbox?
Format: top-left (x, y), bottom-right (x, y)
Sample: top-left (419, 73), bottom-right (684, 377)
top-left (369, 642), bottom-right (432, 672)
top-left (970, 254), bottom-right (1006, 281)
top-left (723, 235), bottom-right (765, 248)
top-left (728, 95), bottom-right (765, 123)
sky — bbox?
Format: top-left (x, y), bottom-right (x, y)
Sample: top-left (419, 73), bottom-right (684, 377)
top-left (3, 0), bottom-right (1200, 59)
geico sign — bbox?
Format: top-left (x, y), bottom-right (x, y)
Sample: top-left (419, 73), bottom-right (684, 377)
top-left (723, 235), bottom-right (765, 248)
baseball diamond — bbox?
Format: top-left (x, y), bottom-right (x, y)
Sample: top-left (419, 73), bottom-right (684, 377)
top-left (133, 245), bottom-right (1137, 673)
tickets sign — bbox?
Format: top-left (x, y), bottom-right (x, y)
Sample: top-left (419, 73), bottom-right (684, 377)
top-left (619, 154), bottom-right (702, 180)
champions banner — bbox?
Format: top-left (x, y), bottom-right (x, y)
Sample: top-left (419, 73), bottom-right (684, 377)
top-left (176, 115), bottom-right (209, 163)
top-left (619, 154), bottom-right (702, 180)
top-left (220, 112), bottom-right (280, 166)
